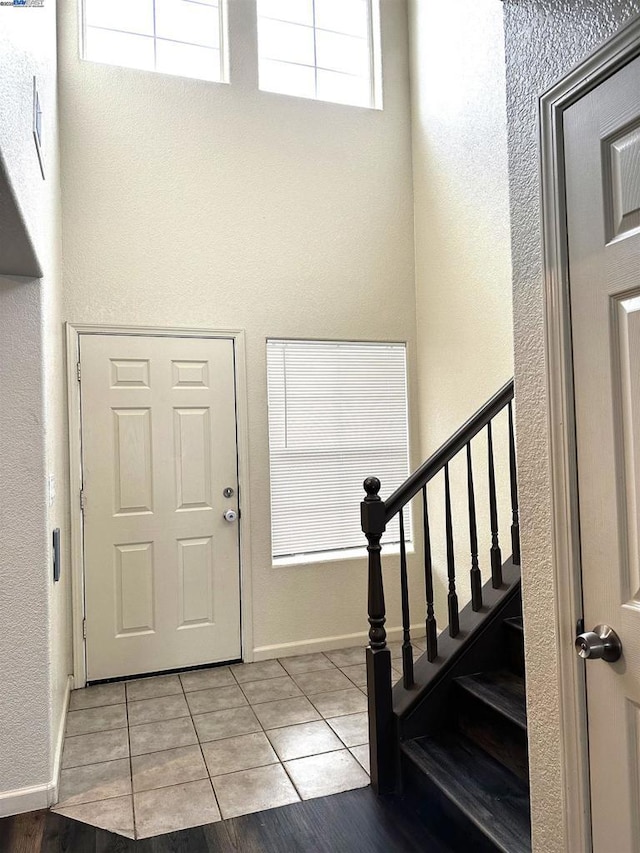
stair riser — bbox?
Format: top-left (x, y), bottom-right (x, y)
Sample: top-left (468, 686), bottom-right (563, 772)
top-left (401, 582), bottom-right (523, 741)
top-left (503, 625), bottom-right (525, 678)
top-left (455, 693), bottom-right (529, 782)
top-left (401, 753), bottom-right (500, 853)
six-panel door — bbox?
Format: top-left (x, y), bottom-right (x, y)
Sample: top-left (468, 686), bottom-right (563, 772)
top-left (565, 55), bottom-right (640, 851)
top-left (79, 334), bottom-right (241, 680)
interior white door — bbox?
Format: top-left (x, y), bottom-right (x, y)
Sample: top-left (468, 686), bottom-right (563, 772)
top-left (565, 56), bottom-right (640, 851)
top-left (79, 334), bottom-right (241, 681)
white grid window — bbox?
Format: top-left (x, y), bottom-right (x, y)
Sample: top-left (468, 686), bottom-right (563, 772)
top-left (257, 0), bottom-right (381, 108)
top-left (267, 340), bottom-right (411, 563)
top-left (82, 0), bottom-right (227, 84)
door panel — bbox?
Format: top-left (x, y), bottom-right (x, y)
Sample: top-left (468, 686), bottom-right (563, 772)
top-left (80, 334), bottom-right (241, 681)
top-left (565, 55), bottom-right (640, 852)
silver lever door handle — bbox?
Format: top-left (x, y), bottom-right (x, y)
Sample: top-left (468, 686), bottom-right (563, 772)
top-left (223, 509), bottom-right (238, 523)
top-left (575, 624), bottom-right (622, 662)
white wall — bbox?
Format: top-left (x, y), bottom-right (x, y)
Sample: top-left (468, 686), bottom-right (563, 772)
top-left (503, 2), bottom-right (640, 850)
top-left (58, 0), bottom-right (422, 659)
top-left (407, 0), bottom-right (513, 616)
top-left (409, 0), bottom-right (513, 448)
top-left (0, 0), bottom-right (69, 810)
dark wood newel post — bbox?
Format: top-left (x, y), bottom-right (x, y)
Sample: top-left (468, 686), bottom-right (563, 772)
top-left (362, 477), bottom-right (395, 794)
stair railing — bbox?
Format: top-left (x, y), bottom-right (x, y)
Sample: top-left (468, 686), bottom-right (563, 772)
top-left (361, 379), bottom-right (519, 794)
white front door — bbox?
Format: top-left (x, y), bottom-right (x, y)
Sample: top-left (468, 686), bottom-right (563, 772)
top-left (79, 334), bottom-right (241, 681)
top-left (565, 56), bottom-right (640, 850)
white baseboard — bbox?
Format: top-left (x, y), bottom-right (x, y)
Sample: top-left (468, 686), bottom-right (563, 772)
top-left (49, 675), bottom-right (73, 806)
top-left (0, 783), bottom-right (51, 818)
top-left (0, 675), bottom-right (72, 817)
top-left (253, 623), bottom-right (425, 661)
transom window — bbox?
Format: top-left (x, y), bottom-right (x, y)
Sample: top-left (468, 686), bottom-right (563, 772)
top-left (257, 0), bottom-right (381, 108)
top-left (267, 339), bottom-right (410, 564)
top-left (81, 0), bottom-right (227, 83)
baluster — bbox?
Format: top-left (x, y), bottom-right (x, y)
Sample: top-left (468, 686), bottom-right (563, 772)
top-left (398, 509), bottom-right (414, 688)
top-left (508, 401), bottom-right (521, 566)
top-left (361, 477), bottom-right (395, 794)
top-left (444, 464), bottom-right (460, 636)
top-left (422, 486), bottom-right (437, 661)
top-left (466, 442), bottom-right (482, 611)
top-left (487, 421), bottom-right (503, 587)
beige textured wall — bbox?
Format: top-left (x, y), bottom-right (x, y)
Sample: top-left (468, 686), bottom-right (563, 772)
top-left (57, 0), bottom-right (423, 658)
top-left (0, 0), bottom-right (69, 805)
top-left (409, 0), bottom-right (512, 448)
top-left (503, 2), bottom-right (640, 850)
top-left (407, 0), bottom-right (513, 617)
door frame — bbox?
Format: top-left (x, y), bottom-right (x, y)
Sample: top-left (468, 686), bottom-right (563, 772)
top-left (66, 322), bottom-right (255, 687)
top-left (540, 13), bottom-right (640, 852)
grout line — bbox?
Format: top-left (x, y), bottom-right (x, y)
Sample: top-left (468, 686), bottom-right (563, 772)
top-left (54, 786), bottom-right (132, 812)
top-left (64, 711), bottom-right (127, 740)
top-left (275, 745), bottom-right (348, 767)
top-left (277, 749), bottom-right (304, 802)
top-left (206, 755), bottom-right (281, 784)
top-left (63, 724), bottom-right (128, 740)
top-left (236, 680), bottom-right (253, 705)
top-left (127, 690), bottom-right (184, 705)
top-left (59, 752), bottom-right (130, 771)
top-left (130, 771), bottom-right (210, 798)
top-left (186, 673), bottom-right (225, 821)
top-left (123, 687), bottom-right (137, 839)
top-left (181, 679), bottom-right (244, 696)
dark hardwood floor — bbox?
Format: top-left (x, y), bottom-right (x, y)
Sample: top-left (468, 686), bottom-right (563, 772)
top-left (0, 788), bottom-right (453, 853)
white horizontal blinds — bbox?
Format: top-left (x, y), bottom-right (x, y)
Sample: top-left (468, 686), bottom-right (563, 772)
top-left (267, 340), bottom-right (411, 560)
top-left (257, 0), bottom-right (374, 108)
top-left (83, 0), bottom-right (224, 83)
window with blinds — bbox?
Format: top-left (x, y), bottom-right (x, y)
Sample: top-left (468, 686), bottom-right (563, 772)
top-left (267, 339), bottom-right (411, 562)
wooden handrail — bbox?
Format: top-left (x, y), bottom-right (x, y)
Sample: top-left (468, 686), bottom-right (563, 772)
top-left (384, 379), bottom-right (514, 522)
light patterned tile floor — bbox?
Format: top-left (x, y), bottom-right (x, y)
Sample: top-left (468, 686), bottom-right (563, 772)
top-left (53, 645), bottom-right (390, 840)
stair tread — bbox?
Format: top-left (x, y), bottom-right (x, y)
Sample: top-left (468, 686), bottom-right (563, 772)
top-left (454, 670), bottom-right (527, 730)
top-left (402, 733), bottom-right (531, 853)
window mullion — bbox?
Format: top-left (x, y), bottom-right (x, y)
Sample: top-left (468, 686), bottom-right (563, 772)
top-left (311, 0), bottom-right (318, 100)
top-left (366, 0), bottom-right (375, 108)
top-left (152, 0), bottom-right (158, 71)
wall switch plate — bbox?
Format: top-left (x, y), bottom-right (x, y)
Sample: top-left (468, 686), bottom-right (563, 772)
top-left (33, 76), bottom-right (45, 180)
top-left (53, 528), bottom-right (61, 582)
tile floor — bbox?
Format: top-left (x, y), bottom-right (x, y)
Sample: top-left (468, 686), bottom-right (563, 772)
top-left (52, 643), bottom-right (419, 840)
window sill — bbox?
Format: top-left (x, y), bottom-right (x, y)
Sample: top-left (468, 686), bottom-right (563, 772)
top-left (273, 542), bottom-right (415, 568)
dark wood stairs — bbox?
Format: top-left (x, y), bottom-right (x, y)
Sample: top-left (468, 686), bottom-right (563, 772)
top-left (400, 617), bottom-right (530, 853)
top-left (362, 382), bottom-right (528, 851)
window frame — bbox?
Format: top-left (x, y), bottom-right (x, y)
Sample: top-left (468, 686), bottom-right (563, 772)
top-left (80, 0), bottom-right (230, 85)
top-left (256, 0), bottom-right (383, 110)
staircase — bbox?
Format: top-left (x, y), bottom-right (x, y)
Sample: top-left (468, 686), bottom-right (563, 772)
top-left (361, 381), bottom-right (531, 853)
top-left (401, 615), bottom-right (529, 853)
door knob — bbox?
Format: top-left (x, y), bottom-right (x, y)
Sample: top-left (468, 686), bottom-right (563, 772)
top-left (575, 624), bottom-right (622, 662)
top-left (223, 509), bottom-right (238, 523)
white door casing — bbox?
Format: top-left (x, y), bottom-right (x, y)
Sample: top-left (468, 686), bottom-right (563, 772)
top-left (564, 53), bottom-right (640, 852)
top-left (79, 333), bottom-right (242, 681)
